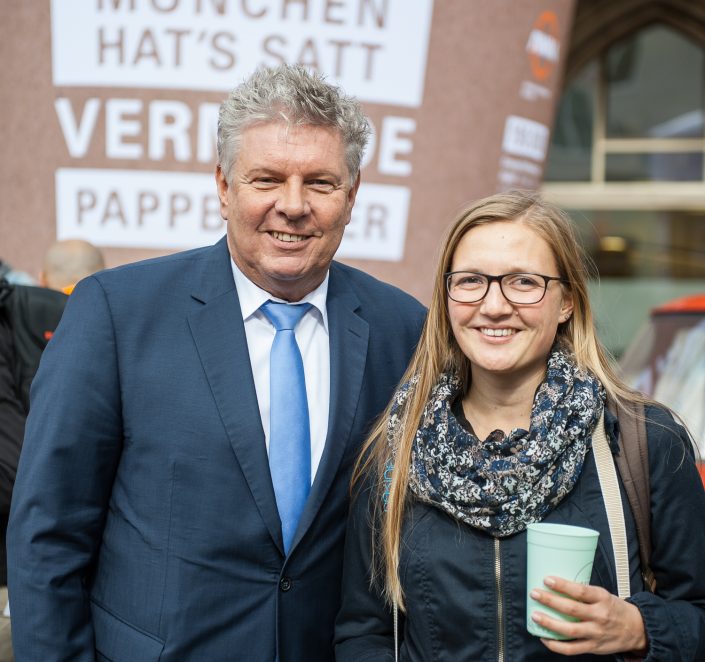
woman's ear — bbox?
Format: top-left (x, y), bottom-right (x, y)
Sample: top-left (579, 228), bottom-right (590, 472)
top-left (559, 292), bottom-right (574, 323)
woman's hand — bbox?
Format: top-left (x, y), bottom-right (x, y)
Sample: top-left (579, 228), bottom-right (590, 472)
top-left (529, 576), bottom-right (648, 656)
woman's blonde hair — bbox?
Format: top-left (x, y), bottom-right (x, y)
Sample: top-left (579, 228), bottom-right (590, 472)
top-left (354, 189), bottom-right (650, 609)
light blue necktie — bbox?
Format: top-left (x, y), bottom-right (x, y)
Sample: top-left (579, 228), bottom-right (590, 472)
top-left (261, 300), bottom-right (312, 554)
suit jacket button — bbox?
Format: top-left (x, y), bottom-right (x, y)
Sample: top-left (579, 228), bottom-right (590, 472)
top-left (279, 577), bottom-right (292, 592)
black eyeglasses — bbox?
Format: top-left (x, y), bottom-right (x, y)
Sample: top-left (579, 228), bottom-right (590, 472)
top-left (445, 271), bottom-right (568, 305)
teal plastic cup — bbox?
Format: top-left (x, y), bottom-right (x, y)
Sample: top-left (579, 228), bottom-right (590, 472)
top-left (526, 522), bottom-right (599, 639)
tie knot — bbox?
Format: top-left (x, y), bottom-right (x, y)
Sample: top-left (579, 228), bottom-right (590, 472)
top-left (261, 300), bottom-right (312, 331)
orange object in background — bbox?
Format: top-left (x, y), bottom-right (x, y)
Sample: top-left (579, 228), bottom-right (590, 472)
top-left (652, 295), bottom-right (705, 491)
top-left (652, 293), bottom-right (705, 315)
top-left (621, 293), bottom-right (705, 491)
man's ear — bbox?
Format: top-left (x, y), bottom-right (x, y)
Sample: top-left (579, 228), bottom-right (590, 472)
top-left (215, 165), bottom-right (229, 217)
top-left (349, 171), bottom-right (361, 203)
top-left (345, 172), bottom-right (361, 225)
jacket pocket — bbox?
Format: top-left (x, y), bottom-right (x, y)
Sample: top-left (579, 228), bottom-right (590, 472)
top-left (91, 599), bottom-right (165, 662)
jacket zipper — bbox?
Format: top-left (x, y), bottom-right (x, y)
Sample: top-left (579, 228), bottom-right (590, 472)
top-left (495, 537), bottom-right (505, 662)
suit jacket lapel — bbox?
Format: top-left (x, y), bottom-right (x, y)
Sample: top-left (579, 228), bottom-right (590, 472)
top-left (187, 238), bottom-right (284, 553)
top-left (291, 265), bottom-right (369, 551)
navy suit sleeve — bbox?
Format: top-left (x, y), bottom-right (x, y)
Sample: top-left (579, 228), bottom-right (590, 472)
top-left (626, 407), bottom-right (705, 661)
top-left (335, 483), bottom-right (397, 661)
top-left (7, 276), bottom-right (124, 661)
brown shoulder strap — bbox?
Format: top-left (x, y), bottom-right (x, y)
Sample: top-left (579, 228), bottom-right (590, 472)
top-left (607, 399), bottom-right (657, 592)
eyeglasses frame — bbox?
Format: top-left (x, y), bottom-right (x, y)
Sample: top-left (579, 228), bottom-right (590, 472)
top-left (444, 271), bottom-right (569, 305)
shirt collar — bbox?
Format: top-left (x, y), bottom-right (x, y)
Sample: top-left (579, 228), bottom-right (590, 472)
top-left (230, 258), bottom-right (329, 331)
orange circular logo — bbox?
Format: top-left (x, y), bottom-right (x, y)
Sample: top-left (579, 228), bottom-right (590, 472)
top-left (528, 10), bottom-right (560, 82)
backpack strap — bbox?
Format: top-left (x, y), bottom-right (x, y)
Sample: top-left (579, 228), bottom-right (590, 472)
top-left (592, 412), bottom-right (631, 598)
top-left (607, 399), bottom-right (657, 592)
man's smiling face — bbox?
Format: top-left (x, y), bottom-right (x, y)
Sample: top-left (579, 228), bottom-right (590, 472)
top-left (216, 121), bottom-right (359, 301)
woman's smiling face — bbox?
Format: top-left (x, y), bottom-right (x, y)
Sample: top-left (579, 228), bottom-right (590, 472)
top-left (448, 220), bottom-right (573, 384)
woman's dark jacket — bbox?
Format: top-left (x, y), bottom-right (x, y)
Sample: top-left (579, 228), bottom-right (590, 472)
top-left (334, 406), bottom-right (705, 661)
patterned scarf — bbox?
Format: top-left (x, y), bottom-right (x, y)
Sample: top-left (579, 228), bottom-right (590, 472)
top-left (388, 347), bottom-right (605, 537)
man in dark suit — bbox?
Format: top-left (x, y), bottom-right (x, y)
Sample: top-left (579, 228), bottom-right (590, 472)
top-left (7, 65), bottom-right (425, 661)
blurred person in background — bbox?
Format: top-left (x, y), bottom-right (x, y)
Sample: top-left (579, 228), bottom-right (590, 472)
top-left (0, 273), bottom-right (69, 662)
top-left (38, 239), bottom-right (105, 295)
top-left (0, 299), bottom-right (24, 662)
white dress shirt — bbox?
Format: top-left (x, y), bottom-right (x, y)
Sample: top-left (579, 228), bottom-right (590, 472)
top-left (231, 260), bottom-right (330, 484)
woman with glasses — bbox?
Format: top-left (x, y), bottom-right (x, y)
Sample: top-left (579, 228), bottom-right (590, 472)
top-left (335, 190), bottom-right (705, 660)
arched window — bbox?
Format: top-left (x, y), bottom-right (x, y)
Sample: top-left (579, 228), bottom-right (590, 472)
top-left (543, 14), bottom-right (705, 355)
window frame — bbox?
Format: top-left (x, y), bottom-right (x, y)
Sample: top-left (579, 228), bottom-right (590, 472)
top-left (543, 22), bottom-right (705, 210)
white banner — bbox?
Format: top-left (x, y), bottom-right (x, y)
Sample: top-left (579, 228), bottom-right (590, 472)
top-left (51, 0), bottom-right (434, 108)
top-left (339, 181), bottom-right (410, 261)
top-left (55, 168), bottom-right (410, 260)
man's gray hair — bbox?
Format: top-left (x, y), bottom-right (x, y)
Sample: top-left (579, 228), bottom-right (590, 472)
top-left (217, 64), bottom-right (370, 185)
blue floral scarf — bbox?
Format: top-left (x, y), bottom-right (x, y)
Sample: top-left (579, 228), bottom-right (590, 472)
top-left (388, 348), bottom-right (605, 537)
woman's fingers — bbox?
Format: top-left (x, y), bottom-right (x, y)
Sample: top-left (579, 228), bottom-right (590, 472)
top-left (529, 576), bottom-right (647, 655)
